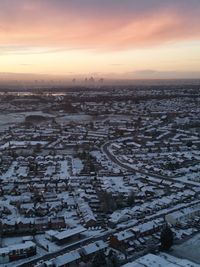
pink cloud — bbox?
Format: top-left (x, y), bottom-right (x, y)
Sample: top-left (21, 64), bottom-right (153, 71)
top-left (0, 1), bottom-right (200, 52)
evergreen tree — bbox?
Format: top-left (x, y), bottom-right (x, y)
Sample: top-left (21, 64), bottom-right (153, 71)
top-left (160, 225), bottom-right (173, 251)
top-left (91, 252), bottom-right (106, 267)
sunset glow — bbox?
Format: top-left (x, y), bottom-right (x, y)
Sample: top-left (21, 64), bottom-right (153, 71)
top-left (0, 0), bottom-right (200, 79)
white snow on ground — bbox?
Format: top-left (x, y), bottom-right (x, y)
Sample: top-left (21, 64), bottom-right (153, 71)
top-left (60, 160), bottom-right (70, 179)
top-left (0, 111), bottom-right (54, 131)
top-left (1, 161), bottom-right (17, 181)
top-left (56, 114), bottom-right (92, 124)
top-left (171, 232), bottom-right (200, 264)
top-left (2, 237), bottom-right (23, 247)
top-left (72, 158), bottom-right (83, 175)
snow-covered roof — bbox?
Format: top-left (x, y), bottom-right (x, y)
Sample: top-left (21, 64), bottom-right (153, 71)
top-left (55, 226), bottom-right (86, 241)
top-left (0, 241), bottom-right (36, 255)
top-left (81, 240), bottom-right (107, 255)
top-left (54, 250), bottom-right (81, 266)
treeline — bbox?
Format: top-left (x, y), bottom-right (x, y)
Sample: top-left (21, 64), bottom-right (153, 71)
top-left (62, 93), bottom-right (200, 104)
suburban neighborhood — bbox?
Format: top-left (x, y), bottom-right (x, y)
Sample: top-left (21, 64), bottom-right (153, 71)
top-left (0, 85), bottom-right (200, 266)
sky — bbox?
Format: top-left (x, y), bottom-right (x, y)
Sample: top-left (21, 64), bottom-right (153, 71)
top-left (0, 0), bottom-right (200, 80)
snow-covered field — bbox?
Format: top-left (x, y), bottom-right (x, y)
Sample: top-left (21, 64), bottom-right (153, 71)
top-left (56, 114), bottom-right (93, 124)
top-left (171, 232), bottom-right (200, 264)
top-left (0, 111), bottom-right (54, 130)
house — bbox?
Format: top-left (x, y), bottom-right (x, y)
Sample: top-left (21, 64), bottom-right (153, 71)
top-left (53, 250), bottom-right (81, 267)
top-left (1, 219), bottom-right (16, 234)
top-left (77, 201), bottom-right (97, 227)
top-left (20, 203), bottom-right (35, 215)
top-left (80, 240), bottom-right (107, 261)
top-left (45, 230), bottom-right (59, 241)
top-left (65, 197), bottom-right (76, 209)
top-left (109, 229), bottom-right (135, 249)
top-left (165, 203), bottom-right (200, 226)
top-left (35, 203), bottom-right (50, 216)
top-left (17, 218), bottom-right (35, 232)
top-left (136, 219), bottom-right (163, 237)
top-left (53, 226), bottom-right (86, 245)
top-left (109, 210), bottom-right (132, 227)
top-left (0, 241), bottom-right (36, 264)
top-left (35, 217), bottom-right (49, 231)
top-left (121, 253), bottom-right (200, 267)
top-left (110, 219), bottom-right (163, 249)
top-left (50, 216), bottom-right (66, 229)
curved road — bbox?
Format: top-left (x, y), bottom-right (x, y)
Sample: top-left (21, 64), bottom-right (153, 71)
top-left (102, 142), bottom-right (199, 187)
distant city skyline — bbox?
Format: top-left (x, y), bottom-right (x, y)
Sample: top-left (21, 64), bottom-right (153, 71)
top-left (0, 0), bottom-right (200, 79)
